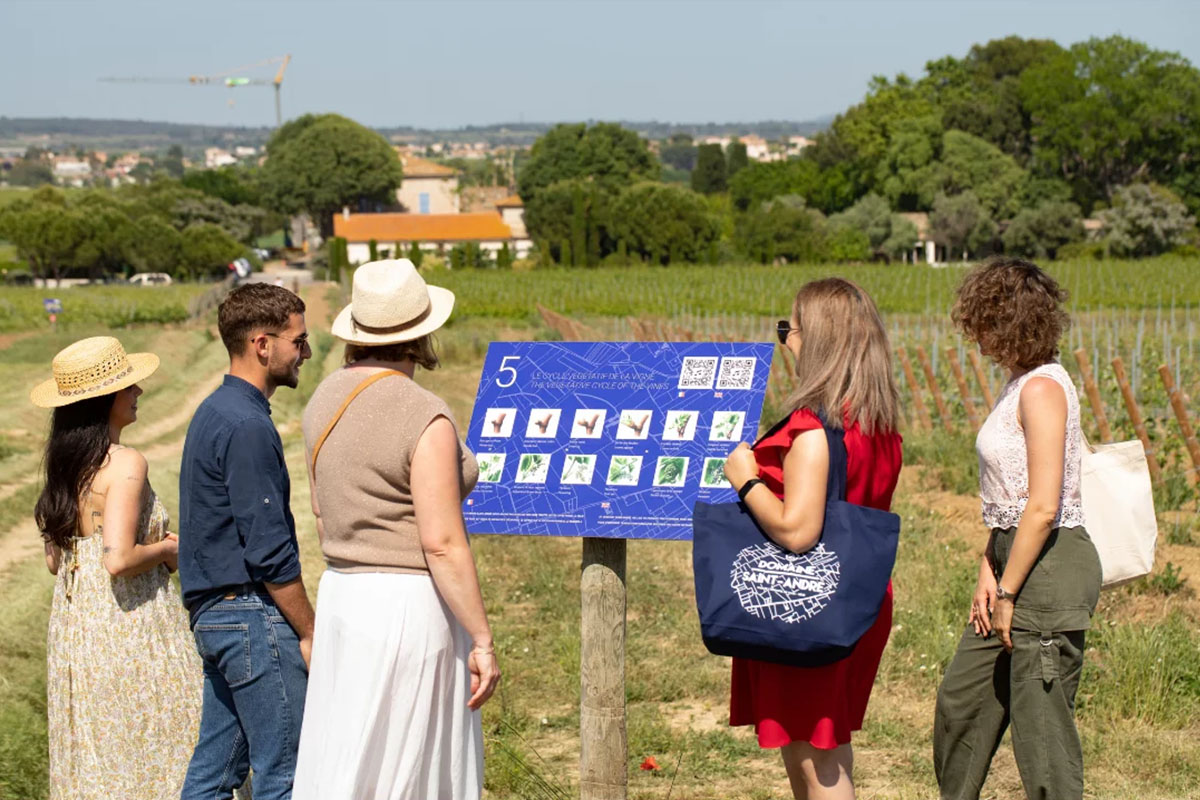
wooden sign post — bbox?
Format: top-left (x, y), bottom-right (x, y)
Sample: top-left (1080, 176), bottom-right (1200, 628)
top-left (580, 538), bottom-right (628, 800)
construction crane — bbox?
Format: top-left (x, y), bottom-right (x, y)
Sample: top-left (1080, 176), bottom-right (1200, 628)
top-left (100, 55), bottom-right (292, 126)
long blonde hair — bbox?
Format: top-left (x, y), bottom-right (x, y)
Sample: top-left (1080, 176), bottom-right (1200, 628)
top-left (785, 278), bottom-right (899, 435)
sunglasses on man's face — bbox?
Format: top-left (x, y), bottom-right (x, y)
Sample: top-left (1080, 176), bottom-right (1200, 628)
top-left (776, 320), bottom-right (799, 346)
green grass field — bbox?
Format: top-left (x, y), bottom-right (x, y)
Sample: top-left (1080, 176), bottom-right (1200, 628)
top-left (0, 269), bottom-right (1198, 798)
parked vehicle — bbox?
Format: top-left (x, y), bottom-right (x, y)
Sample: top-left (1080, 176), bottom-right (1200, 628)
top-left (128, 272), bottom-right (173, 286)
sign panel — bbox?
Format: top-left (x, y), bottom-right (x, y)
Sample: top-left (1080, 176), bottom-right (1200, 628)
top-left (462, 341), bottom-right (773, 540)
top-left (43, 298), bottom-right (63, 314)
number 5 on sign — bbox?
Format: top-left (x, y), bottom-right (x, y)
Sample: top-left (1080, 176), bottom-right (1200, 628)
top-left (496, 355), bottom-right (520, 387)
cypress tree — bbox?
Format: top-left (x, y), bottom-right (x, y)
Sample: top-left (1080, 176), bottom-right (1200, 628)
top-left (560, 239), bottom-right (573, 267)
top-left (407, 241), bottom-right (424, 268)
top-left (691, 144), bottom-right (727, 194)
top-left (368, 238), bottom-right (378, 261)
top-left (570, 184), bottom-right (586, 267)
top-left (726, 140), bottom-right (749, 178)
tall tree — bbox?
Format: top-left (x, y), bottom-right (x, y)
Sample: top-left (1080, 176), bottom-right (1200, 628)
top-left (1098, 183), bottom-right (1197, 257)
top-left (691, 144), bottom-right (727, 194)
top-left (1019, 36), bottom-right (1200, 212)
top-left (609, 183), bottom-right (718, 265)
top-left (659, 133), bottom-right (698, 172)
top-left (726, 141), bottom-right (749, 178)
top-left (516, 122), bottom-right (659, 207)
top-left (260, 113), bottom-right (403, 237)
top-left (929, 191), bottom-right (997, 260)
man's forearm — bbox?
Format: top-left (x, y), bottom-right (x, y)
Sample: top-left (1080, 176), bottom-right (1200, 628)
top-left (264, 575), bottom-right (315, 640)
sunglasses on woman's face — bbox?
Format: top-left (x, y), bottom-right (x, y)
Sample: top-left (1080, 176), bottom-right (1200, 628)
top-left (776, 320), bottom-right (799, 346)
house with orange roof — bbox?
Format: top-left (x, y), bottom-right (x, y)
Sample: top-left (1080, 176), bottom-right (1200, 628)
top-left (397, 155), bottom-right (460, 214)
top-left (333, 208), bottom-right (533, 262)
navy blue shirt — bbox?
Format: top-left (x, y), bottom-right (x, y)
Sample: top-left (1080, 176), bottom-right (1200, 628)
top-left (178, 375), bottom-right (302, 626)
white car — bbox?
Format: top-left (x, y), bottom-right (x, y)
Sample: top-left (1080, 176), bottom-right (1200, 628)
top-left (128, 272), bottom-right (173, 286)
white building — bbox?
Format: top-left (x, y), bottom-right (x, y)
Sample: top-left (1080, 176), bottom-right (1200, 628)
top-left (205, 148), bottom-right (238, 169)
top-left (397, 156), bottom-right (460, 214)
top-left (333, 208), bottom-right (533, 262)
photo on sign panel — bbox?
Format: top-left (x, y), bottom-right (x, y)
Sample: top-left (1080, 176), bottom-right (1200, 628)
top-left (616, 410), bottom-right (652, 440)
top-left (606, 455), bottom-right (643, 486)
top-left (709, 411), bottom-right (746, 442)
top-left (515, 453), bottom-right (552, 483)
top-left (525, 409), bottom-right (562, 438)
top-left (482, 408), bottom-right (517, 437)
top-left (571, 409), bottom-right (607, 439)
top-left (701, 457), bottom-right (732, 488)
top-left (653, 456), bottom-right (689, 488)
top-left (560, 454), bottom-right (597, 485)
top-left (662, 410), bottom-right (699, 441)
top-left (476, 453), bottom-right (506, 483)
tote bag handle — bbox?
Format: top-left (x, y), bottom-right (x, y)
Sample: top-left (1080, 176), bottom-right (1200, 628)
top-left (310, 370), bottom-right (407, 476)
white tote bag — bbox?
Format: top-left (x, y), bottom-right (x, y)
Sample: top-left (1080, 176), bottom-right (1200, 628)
top-left (1080, 436), bottom-right (1158, 589)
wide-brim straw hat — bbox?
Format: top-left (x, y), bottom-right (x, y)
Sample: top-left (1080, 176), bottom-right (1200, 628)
top-left (330, 258), bottom-right (455, 346)
top-left (30, 336), bottom-right (160, 409)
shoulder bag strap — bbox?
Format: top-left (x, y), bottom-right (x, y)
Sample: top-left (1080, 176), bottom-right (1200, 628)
top-left (311, 370), bottom-right (407, 476)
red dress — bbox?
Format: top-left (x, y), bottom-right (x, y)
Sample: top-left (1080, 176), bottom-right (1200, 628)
top-left (729, 408), bottom-right (903, 750)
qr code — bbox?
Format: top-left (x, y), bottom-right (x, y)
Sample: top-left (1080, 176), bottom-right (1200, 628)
top-left (678, 356), bottom-right (718, 390)
top-left (716, 357), bottom-right (756, 390)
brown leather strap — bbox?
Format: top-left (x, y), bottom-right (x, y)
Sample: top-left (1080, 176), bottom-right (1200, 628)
top-left (311, 370), bottom-right (406, 475)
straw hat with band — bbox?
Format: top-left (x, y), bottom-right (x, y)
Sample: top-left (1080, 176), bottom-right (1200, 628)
top-left (330, 258), bottom-right (455, 345)
top-left (31, 336), bottom-right (160, 409)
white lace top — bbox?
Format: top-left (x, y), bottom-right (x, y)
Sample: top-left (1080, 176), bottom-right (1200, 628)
top-left (976, 362), bottom-right (1085, 530)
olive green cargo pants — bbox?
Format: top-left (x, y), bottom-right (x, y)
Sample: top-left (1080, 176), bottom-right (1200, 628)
top-left (933, 526), bottom-right (1101, 800)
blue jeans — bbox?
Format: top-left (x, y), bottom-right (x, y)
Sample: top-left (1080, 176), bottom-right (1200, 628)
top-left (182, 588), bottom-right (307, 800)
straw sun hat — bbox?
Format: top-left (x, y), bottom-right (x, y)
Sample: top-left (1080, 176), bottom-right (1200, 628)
top-left (330, 259), bottom-right (455, 346)
top-left (30, 336), bottom-right (160, 409)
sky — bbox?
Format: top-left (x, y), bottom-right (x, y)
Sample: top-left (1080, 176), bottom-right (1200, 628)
top-left (4, 0), bottom-right (1200, 130)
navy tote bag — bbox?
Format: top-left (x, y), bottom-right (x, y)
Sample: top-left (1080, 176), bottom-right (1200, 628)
top-left (692, 418), bottom-right (900, 667)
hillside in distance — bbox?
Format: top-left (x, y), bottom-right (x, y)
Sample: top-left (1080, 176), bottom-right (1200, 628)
top-left (0, 116), bottom-right (833, 152)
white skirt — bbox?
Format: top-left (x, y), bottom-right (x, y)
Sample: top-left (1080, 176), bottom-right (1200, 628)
top-left (293, 570), bottom-right (483, 800)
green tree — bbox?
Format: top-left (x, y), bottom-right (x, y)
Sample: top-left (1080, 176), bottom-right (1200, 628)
top-left (523, 179), bottom-right (612, 264)
top-left (496, 242), bottom-right (513, 270)
top-left (609, 183), bottom-right (718, 265)
top-left (516, 122), bottom-right (659, 207)
top-left (659, 133), bottom-right (697, 171)
top-left (0, 199), bottom-right (88, 283)
top-left (691, 144), bottom-right (727, 194)
top-left (162, 145), bottom-right (185, 179)
top-left (407, 241), bottom-right (424, 268)
top-left (929, 191), bottom-right (997, 260)
top-left (726, 141), bottom-right (749, 178)
top-left (181, 167), bottom-right (262, 206)
top-left (260, 113), bottom-right (403, 237)
top-left (1019, 36), bottom-right (1200, 211)
top-left (938, 130), bottom-right (1029, 218)
top-left (6, 159), bottom-right (54, 187)
top-left (1098, 183), bottom-right (1197, 257)
top-left (827, 193), bottom-right (919, 261)
top-left (368, 239), bottom-right (379, 261)
top-left (735, 197), bottom-right (828, 264)
top-left (1002, 200), bottom-right (1085, 259)
top-left (178, 223), bottom-right (244, 280)
top-left (122, 217), bottom-right (183, 277)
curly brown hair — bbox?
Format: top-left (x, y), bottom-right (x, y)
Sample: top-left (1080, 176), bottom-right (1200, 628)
top-left (951, 257), bottom-right (1070, 372)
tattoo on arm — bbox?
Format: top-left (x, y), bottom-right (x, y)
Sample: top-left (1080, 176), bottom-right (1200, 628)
top-left (90, 511), bottom-right (103, 536)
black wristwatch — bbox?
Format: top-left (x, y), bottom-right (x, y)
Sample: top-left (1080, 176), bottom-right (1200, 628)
top-left (737, 478), bottom-right (765, 502)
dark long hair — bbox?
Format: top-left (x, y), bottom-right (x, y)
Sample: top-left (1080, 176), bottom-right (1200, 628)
top-left (35, 393), bottom-right (116, 549)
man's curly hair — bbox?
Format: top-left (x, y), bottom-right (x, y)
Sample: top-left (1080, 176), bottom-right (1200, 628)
top-left (951, 257), bottom-right (1070, 372)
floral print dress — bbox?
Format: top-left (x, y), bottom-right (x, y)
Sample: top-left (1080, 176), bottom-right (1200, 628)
top-left (46, 486), bottom-right (202, 800)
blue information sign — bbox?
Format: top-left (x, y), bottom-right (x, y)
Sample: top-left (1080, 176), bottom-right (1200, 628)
top-left (462, 341), bottom-right (773, 540)
top-left (43, 298), bottom-right (63, 314)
